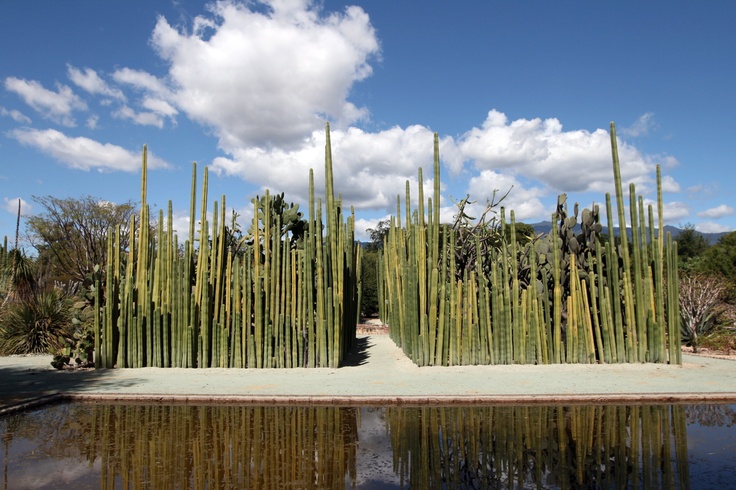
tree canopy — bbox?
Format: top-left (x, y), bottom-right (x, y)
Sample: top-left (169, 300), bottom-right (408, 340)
top-left (26, 195), bottom-right (137, 286)
top-left (676, 223), bottom-right (709, 270)
top-left (698, 231), bottom-right (736, 278)
top-left (365, 219), bottom-right (390, 251)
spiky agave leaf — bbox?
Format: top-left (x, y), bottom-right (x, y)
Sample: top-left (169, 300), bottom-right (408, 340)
top-left (0, 289), bottom-right (73, 354)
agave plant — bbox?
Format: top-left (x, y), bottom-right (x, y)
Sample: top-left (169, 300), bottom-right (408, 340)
top-left (0, 288), bottom-right (72, 355)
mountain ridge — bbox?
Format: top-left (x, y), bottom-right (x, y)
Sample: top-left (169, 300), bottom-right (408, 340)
top-left (529, 221), bottom-right (729, 245)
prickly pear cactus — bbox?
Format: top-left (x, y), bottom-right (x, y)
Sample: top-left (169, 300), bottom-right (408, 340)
top-left (247, 192), bottom-right (308, 247)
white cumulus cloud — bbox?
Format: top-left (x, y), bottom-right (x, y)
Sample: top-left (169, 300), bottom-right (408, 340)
top-left (465, 170), bottom-right (547, 222)
top-left (112, 67), bottom-right (170, 96)
top-left (113, 105), bottom-right (165, 128)
top-left (695, 222), bottom-right (734, 234)
top-left (3, 197), bottom-right (31, 216)
top-left (4, 77), bottom-right (87, 127)
top-left (458, 110), bottom-right (673, 196)
top-left (141, 97), bottom-right (178, 117)
top-left (0, 105), bottom-right (32, 124)
top-left (67, 65), bottom-right (125, 101)
top-left (661, 200), bottom-right (690, 223)
top-left (8, 128), bottom-right (171, 172)
top-left (210, 124), bottom-right (457, 213)
top-left (621, 112), bottom-right (656, 137)
top-left (697, 204), bottom-right (734, 219)
top-left (149, 0), bottom-right (380, 150)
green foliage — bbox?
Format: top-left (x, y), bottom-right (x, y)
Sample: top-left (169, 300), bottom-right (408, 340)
top-left (677, 224), bottom-right (709, 259)
top-left (26, 195), bottom-right (137, 286)
top-left (676, 223), bottom-right (710, 272)
top-left (698, 325), bottom-right (736, 353)
top-left (508, 221), bottom-right (536, 246)
top-left (444, 193), bottom-right (536, 282)
top-left (525, 194), bottom-right (604, 291)
top-left (51, 269), bottom-right (101, 369)
top-left (699, 231), bottom-right (736, 278)
top-left (0, 289), bottom-right (73, 355)
top-left (360, 248), bottom-right (380, 317)
top-left (365, 219), bottom-right (390, 251)
top-left (447, 192), bottom-right (510, 280)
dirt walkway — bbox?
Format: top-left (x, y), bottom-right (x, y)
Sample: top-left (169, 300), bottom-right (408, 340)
top-left (2, 335), bottom-right (735, 415)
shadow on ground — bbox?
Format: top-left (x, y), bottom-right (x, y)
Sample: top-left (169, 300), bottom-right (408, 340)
top-left (0, 364), bottom-right (139, 414)
top-left (340, 336), bottom-right (372, 367)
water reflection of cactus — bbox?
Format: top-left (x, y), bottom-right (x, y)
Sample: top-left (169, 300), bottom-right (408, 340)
top-left (386, 404), bottom-right (690, 489)
top-left (83, 405), bottom-right (359, 489)
top-left (6, 403), bottom-right (732, 488)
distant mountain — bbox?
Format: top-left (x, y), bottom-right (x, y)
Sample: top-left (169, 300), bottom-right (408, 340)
top-left (529, 221), bottom-right (728, 245)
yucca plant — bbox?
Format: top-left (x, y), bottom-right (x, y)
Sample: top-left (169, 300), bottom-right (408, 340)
top-left (0, 288), bottom-right (73, 355)
top-left (1, 248), bottom-right (38, 305)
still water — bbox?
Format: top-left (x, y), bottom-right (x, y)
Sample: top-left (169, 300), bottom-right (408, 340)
top-left (1, 403), bottom-right (734, 489)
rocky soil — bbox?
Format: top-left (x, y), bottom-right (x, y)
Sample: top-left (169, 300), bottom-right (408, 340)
top-left (681, 345), bottom-right (736, 361)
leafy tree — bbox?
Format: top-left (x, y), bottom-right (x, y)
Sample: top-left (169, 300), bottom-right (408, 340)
top-left (359, 219), bottom-right (391, 317)
top-left (507, 222), bottom-right (536, 246)
top-left (699, 231), bottom-right (736, 279)
top-left (365, 219), bottom-right (391, 251)
top-left (25, 195), bottom-right (137, 286)
top-left (360, 248), bottom-right (380, 317)
top-left (676, 223), bottom-right (710, 271)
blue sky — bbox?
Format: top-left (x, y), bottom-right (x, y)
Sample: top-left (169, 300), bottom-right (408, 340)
top-left (1, 0), bottom-right (735, 246)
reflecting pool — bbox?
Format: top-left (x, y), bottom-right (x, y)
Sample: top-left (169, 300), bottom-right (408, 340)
top-left (1, 403), bottom-right (734, 489)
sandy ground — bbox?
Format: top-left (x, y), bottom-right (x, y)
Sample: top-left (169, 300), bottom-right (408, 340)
top-left (1, 333), bottom-right (735, 415)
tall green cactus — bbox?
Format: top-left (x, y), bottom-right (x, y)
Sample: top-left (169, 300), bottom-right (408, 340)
top-left (99, 125), bottom-right (359, 369)
top-left (380, 123), bottom-right (680, 366)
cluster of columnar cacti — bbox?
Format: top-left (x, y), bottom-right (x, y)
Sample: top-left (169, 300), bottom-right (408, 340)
top-left (95, 123), bottom-right (359, 368)
top-left (387, 404), bottom-right (690, 488)
top-left (381, 123), bottom-right (681, 365)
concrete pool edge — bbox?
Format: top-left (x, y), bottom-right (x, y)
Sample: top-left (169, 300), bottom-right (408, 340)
top-left (3, 392), bottom-right (736, 417)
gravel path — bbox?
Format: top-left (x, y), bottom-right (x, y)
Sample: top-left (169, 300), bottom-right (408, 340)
top-left (2, 334), bottom-right (735, 415)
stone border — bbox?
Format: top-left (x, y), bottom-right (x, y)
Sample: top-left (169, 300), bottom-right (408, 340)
top-left (3, 392), bottom-right (736, 417)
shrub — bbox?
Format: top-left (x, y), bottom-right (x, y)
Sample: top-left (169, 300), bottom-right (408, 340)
top-left (51, 285), bottom-right (97, 369)
top-left (699, 326), bottom-right (736, 353)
